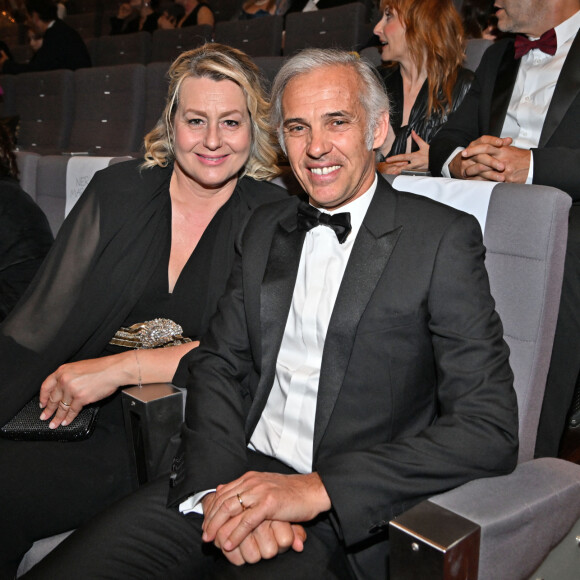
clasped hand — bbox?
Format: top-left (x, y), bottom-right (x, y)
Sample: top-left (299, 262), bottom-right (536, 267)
top-left (378, 130), bottom-right (429, 175)
top-left (200, 471), bottom-right (331, 566)
top-left (449, 135), bottom-right (531, 183)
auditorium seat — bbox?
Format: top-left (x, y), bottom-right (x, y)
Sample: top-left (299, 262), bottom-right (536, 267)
top-left (212, 0), bottom-right (244, 22)
top-left (382, 177), bottom-right (580, 580)
top-left (284, 2), bottom-right (369, 55)
top-left (214, 16), bottom-right (284, 57)
top-left (144, 61), bottom-right (170, 135)
top-left (150, 25), bottom-right (213, 63)
top-left (253, 56), bottom-right (287, 89)
top-left (10, 69), bottom-right (74, 154)
top-left (464, 37), bottom-right (493, 72)
top-left (67, 64), bottom-right (146, 156)
top-left (64, 11), bottom-right (102, 39)
top-left (91, 31), bottom-right (152, 66)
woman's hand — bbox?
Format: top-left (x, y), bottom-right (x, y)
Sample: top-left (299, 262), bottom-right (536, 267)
top-left (38, 341), bottom-right (199, 429)
top-left (39, 354), bottom-right (133, 429)
top-left (378, 130), bottom-right (430, 175)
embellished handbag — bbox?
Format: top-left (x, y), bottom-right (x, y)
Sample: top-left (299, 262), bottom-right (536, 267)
top-left (0, 396), bottom-right (99, 442)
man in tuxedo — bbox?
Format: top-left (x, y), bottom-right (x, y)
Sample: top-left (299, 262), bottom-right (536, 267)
top-left (429, 0), bottom-right (580, 458)
top-left (0, 0), bottom-right (91, 74)
top-left (24, 50), bottom-right (518, 580)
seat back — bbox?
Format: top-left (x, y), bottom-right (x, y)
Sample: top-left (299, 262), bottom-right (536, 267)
top-left (144, 61), bottom-right (170, 135)
top-left (214, 16), bottom-right (284, 57)
top-left (11, 69), bottom-right (75, 153)
top-left (91, 31), bottom-right (152, 66)
top-left (212, 0), bottom-right (244, 22)
top-left (150, 25), bottom-right (213, 63)
top-left (464, 38), bottom-right (493, 71)
top-left (284, 2), bottom-right (368, 55)
top-left (252, 56), bottom-right (287, 90)
top-left (64, 11), bottom-right (101, 39)
top-left (387, 176), bottom-right (571, 462)
top-left (68, 64), bottom-right (146, 156)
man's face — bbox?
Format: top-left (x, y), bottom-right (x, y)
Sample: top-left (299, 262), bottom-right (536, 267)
top-left (25, 11), bottom-right (42, 36)
top-left (281, 64), bottom-right (387, 210)
top-left (494, 0), bottom-right (549, 35)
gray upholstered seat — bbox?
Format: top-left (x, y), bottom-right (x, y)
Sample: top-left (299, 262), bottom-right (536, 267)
top-left (384, 176), bottom-right (580, 579)
top-left (91, 31), bottom-right (152, 67)
top-left (67, 64), bottom-right (146, 156)
top-left (283, 2), bottom-right (369, 56)
top-left (214, 16), bottom-right (284, 57)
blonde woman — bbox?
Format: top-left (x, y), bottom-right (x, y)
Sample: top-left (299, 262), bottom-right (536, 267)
top-left (0, 43), bottom-right (286, 577)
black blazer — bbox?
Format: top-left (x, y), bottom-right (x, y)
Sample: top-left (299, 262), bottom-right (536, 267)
top-left (169, 176), bottom-right (518, 567)
top-left (429, 34), bottom-right (580, 201)
top-left (3, 18), bottom-right (91, 74)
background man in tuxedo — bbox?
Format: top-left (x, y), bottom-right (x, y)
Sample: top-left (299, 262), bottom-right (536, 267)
top-left (0, 0), bottom-right (91, 74)
top-left (429, 0), bottom-right (580, 458)
top-left (24, 49), bottom-right (518, 579)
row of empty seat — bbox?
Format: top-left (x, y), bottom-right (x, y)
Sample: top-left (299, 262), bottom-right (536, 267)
top-left (1, 55), bottom-right (289, 158)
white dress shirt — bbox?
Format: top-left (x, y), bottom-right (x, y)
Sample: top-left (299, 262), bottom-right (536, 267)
top-left (249, 177), bottom-right (377, 474)
top-left (179, 177), bottom-right (378, 514)
top-left (442, 9), bottom-right (580, 180)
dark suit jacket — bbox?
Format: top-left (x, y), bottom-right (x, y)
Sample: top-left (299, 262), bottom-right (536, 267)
top-left (429, 34), bottom-right (580, 201)
top-left (2, 19), bottom-right (91, 75)
top-left (169, 176), bottom-right (518, 572)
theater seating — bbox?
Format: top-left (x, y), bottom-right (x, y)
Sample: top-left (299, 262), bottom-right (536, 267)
top-left (383, 177), bottom-right (580, 579)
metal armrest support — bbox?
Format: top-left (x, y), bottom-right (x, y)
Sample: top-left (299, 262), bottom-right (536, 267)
top-left (389, 501), bottom-right (480, 580)
top-left (121, 383), bottom-right (185, 485)
top-left (389, 459), bottom-right (580, 580)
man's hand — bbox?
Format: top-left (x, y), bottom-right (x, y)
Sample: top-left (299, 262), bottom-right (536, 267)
top-left (449, 135), bottom-right (531, 183)
top-left (214, 519), bottom-right (307, 566)
top-left (201, 471), bottom-right (331, 555)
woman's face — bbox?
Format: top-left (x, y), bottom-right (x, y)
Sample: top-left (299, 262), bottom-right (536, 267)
top-left (172, 76), bottom-right (252, 192)
top-left (373, 5), bottom-right (408, 63)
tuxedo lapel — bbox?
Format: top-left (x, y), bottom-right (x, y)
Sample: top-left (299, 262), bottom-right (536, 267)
top-left (490, 41), bottom-right (520, 137)
top-left (313, 180), bottom-right (402, 455)
top-left (540, 32), bottom-right (580, 147)
top-left (245, 211), bottom-right (305, 435)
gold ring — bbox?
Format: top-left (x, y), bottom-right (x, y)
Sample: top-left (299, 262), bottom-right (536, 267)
top-left (59, 400), bottom-right (71, 408)
top-left (237, 493), bottom-right (246, 511)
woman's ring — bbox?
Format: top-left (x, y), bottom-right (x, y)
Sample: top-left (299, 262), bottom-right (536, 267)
top-left (59, 400), bottom-right (71, 408)
top-left (237, 493), bottom-right (246, 511)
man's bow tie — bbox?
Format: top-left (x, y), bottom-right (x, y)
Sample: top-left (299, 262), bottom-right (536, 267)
top-left (514, 28), bottom-right (557, 59)
top-left (296, 202), bottom-right (352, 244)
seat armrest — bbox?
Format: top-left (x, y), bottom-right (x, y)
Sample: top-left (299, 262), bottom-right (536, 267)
top-left (121, 383), bottom-right (185, 486)
top-left (389, 458), bottom-right (580, 580)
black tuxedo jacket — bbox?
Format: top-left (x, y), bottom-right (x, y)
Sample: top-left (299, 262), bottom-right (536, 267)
top-left (3, 19), bottom-right (91, 75)
top-left (169, 176), bottom-right (518, 566)
top-left (429, 35), bottom-right (580, 201)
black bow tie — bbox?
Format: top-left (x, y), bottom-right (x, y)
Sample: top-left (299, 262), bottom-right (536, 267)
top-left (296, 202), bottom-right (352, 244)
top-left (514, 28), bottom-right (557, 59)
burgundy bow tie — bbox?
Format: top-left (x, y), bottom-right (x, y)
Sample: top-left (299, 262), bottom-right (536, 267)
top-left (514, 28), bottom-right (557, 59)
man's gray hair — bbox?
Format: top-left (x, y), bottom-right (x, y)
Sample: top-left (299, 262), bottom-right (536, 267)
top-left (270, 49), bottom-right (390, 154)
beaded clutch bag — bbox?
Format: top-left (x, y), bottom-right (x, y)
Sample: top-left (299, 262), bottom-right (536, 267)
top-left (0, 396), bottom-right (99, 442)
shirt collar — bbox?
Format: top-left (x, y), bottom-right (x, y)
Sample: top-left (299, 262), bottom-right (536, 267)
top-left (553, 9), bottom-right (580, 48)
top-left (316, 174), bottom-right (378, 238)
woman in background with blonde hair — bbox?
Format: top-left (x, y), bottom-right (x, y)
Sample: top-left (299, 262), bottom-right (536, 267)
top-left (374, 0), bottom-right (473, 174)
top-left (0, 43), bottom-right (286, 577)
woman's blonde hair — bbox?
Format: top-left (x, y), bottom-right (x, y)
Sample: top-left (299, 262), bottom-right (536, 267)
top-left (380, 0), bottom-right (466, 117)
top-left (142, 43), bottom-right (279, 180)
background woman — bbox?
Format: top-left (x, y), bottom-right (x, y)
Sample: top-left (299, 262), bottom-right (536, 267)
top-left (374, 0), bottom-right (474, 174)
top-left (0, 43), bottom-right (286, 576)
top-left (0, 122), bottom-right (53, 323)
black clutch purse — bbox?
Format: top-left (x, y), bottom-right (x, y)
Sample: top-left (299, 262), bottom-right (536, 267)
top-left (0, 396), bottom-right (99, 442)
